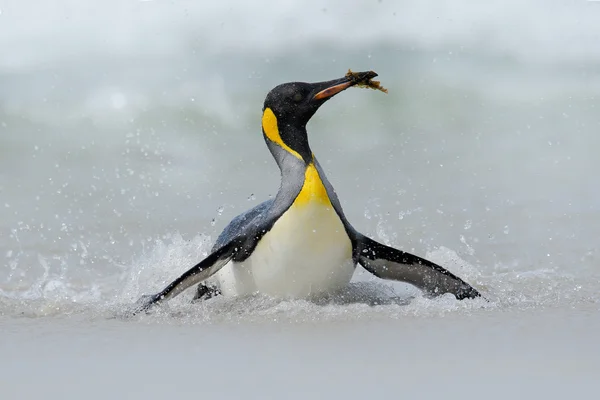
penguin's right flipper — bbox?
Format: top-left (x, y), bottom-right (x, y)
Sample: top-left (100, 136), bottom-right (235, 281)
top-left (129, 239), bottom-right (240, 315)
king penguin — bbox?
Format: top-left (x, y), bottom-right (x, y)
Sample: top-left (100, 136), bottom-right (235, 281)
top-left (133, 70), bottom-right (480, 313)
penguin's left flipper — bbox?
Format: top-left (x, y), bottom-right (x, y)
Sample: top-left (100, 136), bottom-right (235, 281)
top-left (355, 235), bottom-right (481, 300)
top-left (128, 239), bottom-right (240, 316)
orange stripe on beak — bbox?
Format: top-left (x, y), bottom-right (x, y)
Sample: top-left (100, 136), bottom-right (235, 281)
top-left (313, 81), bottom-right (353, 100)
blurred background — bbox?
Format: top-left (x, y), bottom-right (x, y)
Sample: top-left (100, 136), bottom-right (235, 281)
top-left (0, 0), bottom-right (599, 305)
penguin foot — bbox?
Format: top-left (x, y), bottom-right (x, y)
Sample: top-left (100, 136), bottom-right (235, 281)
top-left (192, 283), bottom-right (222, 302)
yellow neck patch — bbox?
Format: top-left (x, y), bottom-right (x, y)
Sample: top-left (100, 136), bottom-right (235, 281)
top-left (294, 163), bottom-right (332, 207)
top-left (262, 108), bottom-right (302, 160)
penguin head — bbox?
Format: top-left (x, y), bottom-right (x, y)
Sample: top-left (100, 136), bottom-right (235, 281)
top-left (261, 72), bottom-right (374, 163)
top-left (263, 76), bottom-right (355, 128)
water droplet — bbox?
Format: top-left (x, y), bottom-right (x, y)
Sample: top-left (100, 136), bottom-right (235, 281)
top-left (247, 193), bottom-right (255, 201)
top-left (217, 206), bottom-right (224, 215)
top-left (503, 225), bottom-right (510, 234)
top-left (464, 220), bottom-right (472, 230)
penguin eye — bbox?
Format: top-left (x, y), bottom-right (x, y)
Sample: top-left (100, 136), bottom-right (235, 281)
top-left (293, 93), bottom-right (303, 102)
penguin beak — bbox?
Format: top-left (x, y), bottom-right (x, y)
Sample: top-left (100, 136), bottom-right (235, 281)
top-left (313, 71), bottom-right (378, 101)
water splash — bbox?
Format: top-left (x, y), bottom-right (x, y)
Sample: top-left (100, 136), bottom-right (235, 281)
top-left (0, 231), bottom-right (595, 322)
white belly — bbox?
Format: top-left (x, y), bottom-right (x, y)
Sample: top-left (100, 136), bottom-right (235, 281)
top-left (215, 201), bottom-right (355, 298)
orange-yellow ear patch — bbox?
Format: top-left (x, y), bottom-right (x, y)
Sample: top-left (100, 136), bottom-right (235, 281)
top-left (262, 108), bottom-right (303, 160)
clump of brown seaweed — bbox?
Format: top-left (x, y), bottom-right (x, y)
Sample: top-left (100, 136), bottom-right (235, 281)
top-left (346, 69), bottom-right (388, 93)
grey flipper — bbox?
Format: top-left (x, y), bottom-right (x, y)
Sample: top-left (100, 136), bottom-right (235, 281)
top-left (132, 200), bottom-right (275, 314)
top-left (353, 234), bottom-right (481, 300)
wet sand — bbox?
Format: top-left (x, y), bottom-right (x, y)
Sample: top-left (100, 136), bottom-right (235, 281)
top-left (2, 303), bottom-right (598, 400)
